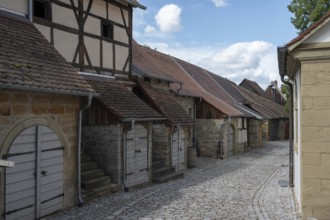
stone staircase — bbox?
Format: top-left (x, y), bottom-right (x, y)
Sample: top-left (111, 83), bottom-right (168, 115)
top-left (152, 155), bottom-right (184, 183)
top-left (81, 154), bottom-right (119, 201)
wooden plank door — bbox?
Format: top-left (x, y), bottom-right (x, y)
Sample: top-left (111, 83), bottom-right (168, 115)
top-left (4, 126), bottom-right (63, 220)
top-left (171, 127), bottom-right (185, 172)
top-left (125, 125), bottom-right (148, 188)
top-left (227, 126), bottom-right (234, 157)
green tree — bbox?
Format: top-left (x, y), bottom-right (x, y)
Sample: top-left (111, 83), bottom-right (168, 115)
top-left (281, 84), bottom-right (290, 113)
top-left (288, 0), bottom-right (330, 33)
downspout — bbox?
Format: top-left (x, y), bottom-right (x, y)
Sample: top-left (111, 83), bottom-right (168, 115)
top-left (194, 97), bottom-right (202, 155)
top-left (28, 0), bottom-right (33, 22)
top-left (279, 47), bottom-right (294, 187)
top-left (123, 119), bottom-right (135, 191)
top-left (217, 116), bottom-right (231, 159)
top-left (77, 94), bottom-right (93, 207)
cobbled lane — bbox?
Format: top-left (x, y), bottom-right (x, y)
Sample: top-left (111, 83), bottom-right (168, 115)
top-left (47, 141), bottom-right (301, 220)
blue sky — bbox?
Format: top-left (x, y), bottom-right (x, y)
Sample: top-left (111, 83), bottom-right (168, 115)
top-left (133, 0), bottom-right (298, 88)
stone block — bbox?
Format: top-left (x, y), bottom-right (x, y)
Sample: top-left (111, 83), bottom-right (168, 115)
top-left (0, 93), bottom-right (9, 103)
top-left (302, 153), bottom-right (321, 165)
top-left (301, 127), bottom-right (323, 142)
top-left (321, 179), bottom-right (330, 193)
top-left (313, 207), bottom-right (330, 220)
top-left (321, 153), bottom-right (330, 166)
top-left (302, 97), bottom-right (314, 110)
top-left (11, 105), bottom-right (29, 115)
top-left (0, 105), bottom-right (10, 116)
top-left (32, 105), bottom-right (48, 114)
top-left (303, 179), bottom-right (321, 193)
top-left (48, 106), bottom-right (65, 114)
top-left (12, 94), bottom-right (28, 104)
top-left (303, 142), bottom-right (330, 153)
top-left (303, 165), bottom-right (322, 178)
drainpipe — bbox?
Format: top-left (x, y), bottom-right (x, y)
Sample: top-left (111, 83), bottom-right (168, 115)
top-left (217, 116), bottom-right (231, 159)
top-left (77, 94), bottom-right (93, 207)
top-left (28, 0), bottom-right (33, 22)
top-left (278, 46), bottom-right (294, 187)
top-left (194, 97), bottom-right (202, 155)
top-left (123, 119), bottom-right (135, 191)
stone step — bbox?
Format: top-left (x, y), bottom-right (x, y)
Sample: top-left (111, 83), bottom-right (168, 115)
top-left (81, 154), bottom-right (91, 163)
top-left (81, 169), bottom-right (105, 182)
top-left (153, 171), bottom-right (184, 183)
top-left (81, 161), bottom-right (98, 172)
top-left (82, 176), bottom-right (111, 191)
top-left (152, 160), bottom-right (165, 169)
top-left (82, 184), bottom-right (112, 201)
top-left (152, 167), bottom-right (175, 178)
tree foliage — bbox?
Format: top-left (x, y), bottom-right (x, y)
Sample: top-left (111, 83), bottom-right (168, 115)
top-left (281, 84), bottom-right (290, 113)
top-left (288, 0), bottom-right (330, 33)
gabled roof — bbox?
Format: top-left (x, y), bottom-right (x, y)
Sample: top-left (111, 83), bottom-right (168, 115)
top-left (239, 79), bottom-right (269, 99)
top-left (132, 41), bottom-right (243, 117)
top-left (137, 80), bottom-right (193, 124)
top-left (83, 75), bottom-right (164, 122)
top-left (0, 10), bottom-right (94, 96)
top-left (114, 0), bottom-right (146, 9)
top-left (237, 87), bottom-right (289, 119)
top-left (173, 58), bottom-right (263, 119)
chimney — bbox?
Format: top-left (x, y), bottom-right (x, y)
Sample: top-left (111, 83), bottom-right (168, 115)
top-left (273, 80), bottom-right (278, 87)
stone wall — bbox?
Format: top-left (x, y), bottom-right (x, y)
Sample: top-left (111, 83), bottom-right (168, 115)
top-left (278, 119), bottom-right (289, 140)
top-left (196, 119), bottom-right (222, 157)
top-left (299, 61), bottom-right (330, 219)
top-left (248, 118), bottom-right (263, 148)
top-left (82, 125), bottom-right (122, 184)
top-left (152, 123), bottom-right (171, 166)
top-left (0, 90), bottom-right (79, 210)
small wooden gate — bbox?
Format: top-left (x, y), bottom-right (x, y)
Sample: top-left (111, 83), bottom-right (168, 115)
top-left (4, 126), bottom-right (63, 220)
top-left (227, 126), bottom-right (234, 157)
top-left (125, 125), bottom-right (148, 188)
top-left (171, 127), bottom-right (185, 172)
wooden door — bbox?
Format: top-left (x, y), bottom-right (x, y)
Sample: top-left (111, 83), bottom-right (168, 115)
top-left (4, 126), bottom-right (63, 220)
top-left (171, 127), bottom-right (185, 172)
top-left (125, 125), bottom-right (148, 187)
top-left (227, 126), bottom-right (234, 157)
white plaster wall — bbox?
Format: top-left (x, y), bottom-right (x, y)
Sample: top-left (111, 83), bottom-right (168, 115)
top-left (108, 4), bottom-right (125, 25)
top-left (115, 44), bottom-right (128, 71)
top-left (34, 23), bottom-right (51, 42)
top-left (84, 36), bottom-right (100, 67)
top-left (54, 29), bottom-right (78, 63)
top-left (90, 0), bottom-right (107, 19)
top-left (85, 15), bottom-right (101, 36)
top-left (103, 41), bottom-right (114, 69)
top-left (114, 26), bottom-right (128, 44)
top-left (52, 3), bottom-right (78, 29)
top-left (0, 0), bottom-right (28, 14)
top-left (304, 20), bottom-right (330, 43)
top-left (294, 69), bottom-right (302, 210)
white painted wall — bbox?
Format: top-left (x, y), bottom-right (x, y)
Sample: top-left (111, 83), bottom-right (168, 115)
top-left (305, 19), bottom-right (330, 43)
top-left (294, 69), bottom-right (302, 210)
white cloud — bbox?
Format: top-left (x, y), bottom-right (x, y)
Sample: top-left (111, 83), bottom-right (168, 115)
top-left (155, 4), bottom-right (182, 33)
top-left (138, 41), bottom-right (280, 89)
top-left (212, 0), bottom-right (230, 8)
top-left (144, 25), bottom-right (157, 34)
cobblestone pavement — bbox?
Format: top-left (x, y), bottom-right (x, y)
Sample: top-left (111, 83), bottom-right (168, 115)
top-left (47, 141), bottom-right (301, 220)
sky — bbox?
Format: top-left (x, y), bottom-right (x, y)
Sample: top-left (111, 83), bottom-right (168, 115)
top-left (132, 0), bottom-right (298, 89)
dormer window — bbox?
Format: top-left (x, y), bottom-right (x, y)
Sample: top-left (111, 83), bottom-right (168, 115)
top-left (102, 21), bottom-right (113, 40)
top-left (33, 0), bottom-right (51, 21)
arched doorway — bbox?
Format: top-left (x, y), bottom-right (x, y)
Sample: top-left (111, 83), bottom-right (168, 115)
top-left (4, 125), bottom-right (64, 219)
top-left (172, 126), bottom-right (185, 172)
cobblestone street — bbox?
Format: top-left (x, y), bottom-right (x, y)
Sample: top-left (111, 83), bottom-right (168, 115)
top-left (47, 141), bottom-right (301, 220)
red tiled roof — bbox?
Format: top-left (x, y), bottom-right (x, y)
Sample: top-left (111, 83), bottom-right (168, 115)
top-left (84, 76), bottom-right (163, 121)
top-left (137, 80), bottom-right (193, 124)
top-left (0, 10), bottom-right (94, 95)
top-left (286, 11), bottom-right (330, 47)
top-left (132, 41), bottom-right (243, 117)
top-left (239, 79), bottom-right (269, 99)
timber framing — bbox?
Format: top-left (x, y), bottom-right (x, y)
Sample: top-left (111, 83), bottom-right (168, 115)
top-left (32, 0), bottom-right (133, 76)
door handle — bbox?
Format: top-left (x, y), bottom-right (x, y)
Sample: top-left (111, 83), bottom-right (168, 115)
top-left (41, 170), bottom-right (48, 176)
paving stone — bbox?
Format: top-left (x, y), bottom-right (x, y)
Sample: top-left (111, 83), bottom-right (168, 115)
top-left (46, 141), bottom-right (301, 220)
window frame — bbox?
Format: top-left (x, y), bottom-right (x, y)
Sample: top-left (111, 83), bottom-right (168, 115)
top-left (101, 20), bottom-right (114, 40)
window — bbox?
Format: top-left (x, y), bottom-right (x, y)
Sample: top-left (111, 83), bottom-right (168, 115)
top-left (33, 0), bottom-right (51, 21)
top-left (102, 21), bottom-right (113, 40)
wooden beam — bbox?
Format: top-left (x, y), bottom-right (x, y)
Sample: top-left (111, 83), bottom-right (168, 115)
top-left (0, 159), bottom-right (15, 167)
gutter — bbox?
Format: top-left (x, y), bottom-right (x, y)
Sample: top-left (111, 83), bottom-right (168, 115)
top-left (77, 93), bottom-right (93, 207)
top-left (217, 116), bottom-right (231, 159)
top-left (194, 97), bottom-right (202, 155)
top-left (278, 46), bottom-right (294, 187)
